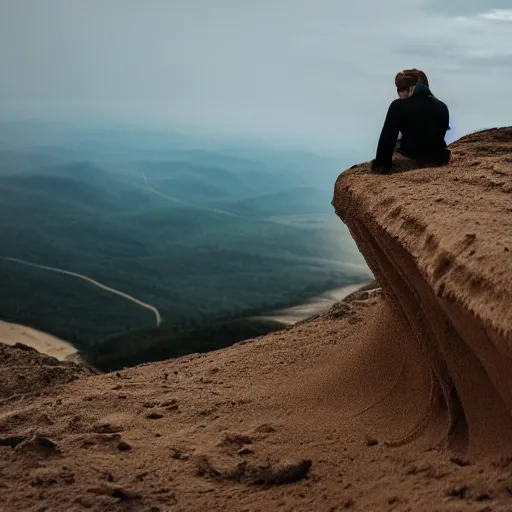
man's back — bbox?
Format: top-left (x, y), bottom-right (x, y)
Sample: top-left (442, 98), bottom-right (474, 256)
top-left (398, 84), bottom-right (449, 162)
top-left (374, 83), bottom-right (450, 171)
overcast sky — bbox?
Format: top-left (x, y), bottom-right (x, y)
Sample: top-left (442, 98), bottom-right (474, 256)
top-left (1, 0), bottom-right (511, 151)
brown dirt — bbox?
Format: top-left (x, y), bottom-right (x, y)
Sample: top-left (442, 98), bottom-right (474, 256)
top-left (0, 343), bottom-right (96, 401)
top-left (1, 128), bottom-right (512, 511)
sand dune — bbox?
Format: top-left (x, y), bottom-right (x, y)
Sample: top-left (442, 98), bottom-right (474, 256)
top-left (0, 320), bottom-right (76, 361)
top-left (0, 128), bottom-right (511, 511)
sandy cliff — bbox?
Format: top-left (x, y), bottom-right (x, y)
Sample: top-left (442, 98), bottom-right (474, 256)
top-left (333, 127), bottom-right (512, 459)
top-left (1, 128), bottom-right (511, 511)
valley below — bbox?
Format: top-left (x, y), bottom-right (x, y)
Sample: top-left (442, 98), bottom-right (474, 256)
top-left (0, 122), bottom-right (370, 369)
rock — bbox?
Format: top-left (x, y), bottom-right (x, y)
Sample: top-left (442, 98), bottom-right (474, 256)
top-left (146, 412), bottom-right (164, 420)
top-left (0, 435), bottom-right (26, 448)
top-left (237, 447), bottom-right (254, 456)
top-left (195, 455), bottom-right (312, 485)
top-left (117, 441), bottom-right (132, 451)
top-left (88, 484), bottom-right (141, 501)
top-left (17, 435), bottom-right (60, 455)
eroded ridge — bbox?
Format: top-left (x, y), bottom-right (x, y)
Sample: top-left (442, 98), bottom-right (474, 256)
top-left (332, 128), bottom-right (512, 458)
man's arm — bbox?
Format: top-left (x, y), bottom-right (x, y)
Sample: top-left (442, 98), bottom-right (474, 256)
top-left (372, 100), bottom-right (401, 173)
top-left (443, 103), bottom-right (450, 133)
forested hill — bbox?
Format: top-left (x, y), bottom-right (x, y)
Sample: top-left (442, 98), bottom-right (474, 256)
top-left (0, 123), bottom-right (370, 355)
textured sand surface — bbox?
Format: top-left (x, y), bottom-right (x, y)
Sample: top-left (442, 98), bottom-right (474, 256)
top-left (333, 127), bottom-right (512, 460)
top-left (1, 128), bottom-right (511, 511)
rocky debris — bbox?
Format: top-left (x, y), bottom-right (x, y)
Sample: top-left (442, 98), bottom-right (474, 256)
top-left (325, 288), bottom-right (383, 323)
top-left (170, 446), bottom-right (191, 461)
top-left (0, 342), bottom-right (96, 400)
top-left (0, 435), bottom-right (26, 448)
top-left (88, 484), bottom-right (142, 501)
top-left (92, 423), bottom-right (124, 434)
top-left (218, 432), bottom-right (253, 448)
top-left (237, 447), bottom-right (254, 456)
top-left (80, 433), bottom-right (122, 449)
top-left (365, 435), bottom-right (379, 447)
top-left (194, 455), bottom-right (312, 485)
top-left (146, 412), bottom-right (164, 420)
top-left (92, 413), bottom-right (131, 434)
top-left (17, 435), bottom-right (60, 455)
top-left (117, 440), bottom-right (132, 451)
top-left (450, 457), bottom-right (470, 467)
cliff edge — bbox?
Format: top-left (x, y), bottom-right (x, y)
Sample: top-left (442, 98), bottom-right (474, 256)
top-left (1, 128), bottom-right (512, 511)
top-left (333, 127), bottom-right (512, 459)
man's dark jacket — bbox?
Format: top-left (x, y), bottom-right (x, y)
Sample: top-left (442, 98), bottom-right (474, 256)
top-left (373, 84), bottom-right (450, 172)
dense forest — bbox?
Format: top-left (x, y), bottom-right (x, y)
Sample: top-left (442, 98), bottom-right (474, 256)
top-left (0, 122), bottom-right (370, 364)
top-left (86, 317), bottom-right (287, 372)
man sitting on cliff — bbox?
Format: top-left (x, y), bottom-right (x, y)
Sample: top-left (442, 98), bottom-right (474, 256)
top-left (371, 70), bottom-right (450, 174)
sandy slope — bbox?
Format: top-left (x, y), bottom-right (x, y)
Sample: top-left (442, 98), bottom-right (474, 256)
top-left (0, 320), bottom-right (76, 361)
top-left (0, 128), bottom-right (511, 511)
top-left (333, 127), bottom-right (512, 460)
top-left (1, 290), bottom-right (511, 512)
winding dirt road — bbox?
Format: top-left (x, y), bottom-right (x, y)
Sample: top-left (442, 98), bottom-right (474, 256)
top-left (140, 171), bottom-right (239, 217)
top-left (1, 256), bottom-right (162, 326)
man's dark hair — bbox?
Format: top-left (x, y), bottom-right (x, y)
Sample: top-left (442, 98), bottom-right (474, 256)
top-left (395, 68), bottom-right (429, 92)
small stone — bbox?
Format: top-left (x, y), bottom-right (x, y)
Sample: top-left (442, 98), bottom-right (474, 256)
top-left (450, 457), bottom-right (470, 467)
top-left (170, 447), bottom-right (189, 461)
top-left (34, 436), bottom-right (58, 450)
top-left (365, 436), bottom-right (378, 447)
top-left (146, 412), bottom-right (164, 420)
top-left (117, 441), bottom-right (132, 452)
top-left (93, 423), bottom-right (123, 434)
top-left (448, 486), bottom-right (469, 499)
top-left (0, 436), bottom-right (26, 448)
top-left (160, 399), bottom-right (178, 407)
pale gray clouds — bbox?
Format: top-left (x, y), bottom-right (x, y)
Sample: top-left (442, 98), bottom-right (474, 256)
top-left (0, 0), bottom-right (511, 151)
top-left (422, 0), bottom-right (511, 15)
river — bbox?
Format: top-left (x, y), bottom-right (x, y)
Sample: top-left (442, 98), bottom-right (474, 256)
top-left (261, 282), bottom-right (374, 325)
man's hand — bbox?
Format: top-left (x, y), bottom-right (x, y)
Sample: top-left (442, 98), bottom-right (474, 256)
top-left (371, 160), bottom-right (391, 175)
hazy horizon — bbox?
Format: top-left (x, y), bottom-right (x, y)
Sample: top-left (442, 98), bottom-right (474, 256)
top-left (1, 1), bottom-right (512, 153)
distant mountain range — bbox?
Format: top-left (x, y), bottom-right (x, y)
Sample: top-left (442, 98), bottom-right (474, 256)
top-left (0, 122), bottom-right (370, 357)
